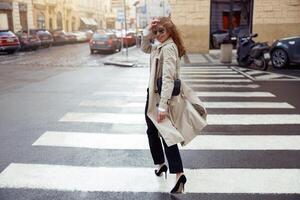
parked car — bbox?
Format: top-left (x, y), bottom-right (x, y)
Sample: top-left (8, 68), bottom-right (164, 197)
top-left (122, 32), bottom-right (136, 47)
top-left (80, 29), bottom-right (94, 40)
top-left (30, 29), bottom-right (53, 48)
top-left (16, 30), bottom-right (41, 51)
top-left (0, 30), bottom-right (20, 54)
top-left (73, 31), bottom-right (88, 42)
top-left (89, 32), bottom-right (121, 54)
top-left (65, 32), bottom-right (77, 44)
top-left (270, 36), bottom-right (300, 68)
top-left (52, 30), bottom-right (68, 45)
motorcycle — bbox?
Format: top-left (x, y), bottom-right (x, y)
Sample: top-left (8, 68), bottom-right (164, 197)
top-left (235, 33), bottom-right (270, 71)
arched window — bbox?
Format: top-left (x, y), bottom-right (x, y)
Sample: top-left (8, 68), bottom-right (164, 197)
top-left (37, 12), bottom-right (45, 29)
top-left (57, 12), bottom-right (63, 29)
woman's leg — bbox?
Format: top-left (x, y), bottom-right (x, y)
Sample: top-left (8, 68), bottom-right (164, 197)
top-left (145, 89), bottom-right (165, 165)
top-left (162, 139), bottom-right (183, 174)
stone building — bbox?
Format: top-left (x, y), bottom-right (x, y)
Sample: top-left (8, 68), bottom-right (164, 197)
top-left (0, 0), bottom-right (34, 31)
top-left (169, 0), bottom-right (300, 53)
top-left (0, 0), bottom-right (111, 32)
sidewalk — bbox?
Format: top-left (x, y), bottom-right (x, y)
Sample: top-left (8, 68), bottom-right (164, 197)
top-left (104, 46), bottom-right (238, 67)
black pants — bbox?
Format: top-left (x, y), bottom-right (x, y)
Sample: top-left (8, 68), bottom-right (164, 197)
top-left (145, 89), bottom-right (183, 174)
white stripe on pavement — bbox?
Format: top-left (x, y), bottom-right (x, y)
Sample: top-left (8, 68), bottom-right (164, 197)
top-left (195, 92), bottom-right (275, 97)
top-left (255, 74), bottom-right (284, 80)
top-left (33, 131), bottom-right (300, 150)
top-left (188, 84), bottom-right (260, 88)
top-left (181, 71), bottom-right (238, 74)
top-left (184, 79), bottom-right (252, 83)
top-left (93, 91), bottom-right (274, 97)
top-left (0, 163), bottom-right (299, 194)
top-left (181, 74), bottom-right (245, 78)
top-left (207, 114), bottom-right (300, 125)
top-left (182, 66), bottom-right (229, 69)
top-left (60, 113), bottom-right (300, 125)
top-left (80, 100), bottom-right (294, 109)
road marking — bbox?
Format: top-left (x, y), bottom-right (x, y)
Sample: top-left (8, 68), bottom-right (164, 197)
top-left (60, 113), bottom-right (300, 125)
top-left (255, 74), bottom-right (284, 80)
top-left (181, 71), bottom-right (238, 74)
top-left (0, 163), bottom-right (299, 194)
top-left (93, 91), bottom-right (274, 97)
top-left (188, 84), bottom-right (260, 88)
top-left (184, 79), bottom-right (252, 83)
top-left (182, 66), bottom-right (229, 69)
top-left (181, 74), bottom-right (245, 78)
top-left (33, 132), bottom-right (300, 150)
top-left (182, 69), bottom-right (231, 72)
top-left (195, 92), bottom-right (275, 97)
top-left (80, 100), bottom-right (293, 109)
top-left (207, 114), bottom-right (300, 125)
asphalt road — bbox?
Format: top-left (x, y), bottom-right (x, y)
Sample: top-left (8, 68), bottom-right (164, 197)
top-left (0, 44), bottom-right (300, 200)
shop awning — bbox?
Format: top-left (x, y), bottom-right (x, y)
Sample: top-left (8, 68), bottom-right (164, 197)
top-left (80, 18), bottom-right (97, 26)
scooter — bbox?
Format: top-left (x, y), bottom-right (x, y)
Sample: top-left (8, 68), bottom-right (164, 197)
top-left (235, 33), bottom-right (270, 71)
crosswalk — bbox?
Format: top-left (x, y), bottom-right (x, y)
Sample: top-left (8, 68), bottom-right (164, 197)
top-left (0, 65), bottom-right (300, 197)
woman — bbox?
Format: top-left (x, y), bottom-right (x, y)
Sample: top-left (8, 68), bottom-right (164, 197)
top-left (141, 17), bottom-right (207, 194)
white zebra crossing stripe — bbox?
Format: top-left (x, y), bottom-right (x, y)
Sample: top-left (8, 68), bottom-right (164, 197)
top-left (33, 132), bottom-right (300, 150)
top-left (181, 75), bottom-right (245, 78)
top-left (207, 114), bottom-right (300, 125)
top-left (0, 163), bottom-right (299, 194)
top-left (255, 74), bottom-right (284, 80)
top-left (60, 113), bottom-right (300, 125)
top-left (185, 79), bottom-right (252, 83)
top-left (181, 71), bottom-right (238, 74)
top-left (80, 100), bottom-right (294, 109)
top-left (182, 66), bottom-right (229, 69)
top-left (195, 92), bottom-right (275, 97)
top-left (181, 68), bottom-right (233, 71)
top-left (188, 84), bottom-right (260, 88)
top-left (93, 91), bottom-right (274, 97)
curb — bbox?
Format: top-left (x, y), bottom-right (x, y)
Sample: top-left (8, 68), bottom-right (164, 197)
top-left (104, 61), bottom-right (136, 67)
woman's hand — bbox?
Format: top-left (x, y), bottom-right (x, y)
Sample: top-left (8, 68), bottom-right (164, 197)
top-left (147, 19), bottom-right (160, 31)
top-left (157, 110), bottom-right (167, 123)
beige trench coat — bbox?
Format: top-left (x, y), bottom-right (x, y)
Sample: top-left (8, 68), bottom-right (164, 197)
top-left (141, 33), bottom-right (208, 147)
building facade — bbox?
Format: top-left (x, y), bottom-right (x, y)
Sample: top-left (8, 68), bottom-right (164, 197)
top-left (0, 0), bottom-right (34, 31)
top-left (0, 0), bottom-right (111, 32)
top-left (169, 0), bottom-right (300, 53)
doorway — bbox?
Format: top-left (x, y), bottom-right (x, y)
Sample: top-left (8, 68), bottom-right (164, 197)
top-left (210, 0), bottom-right (253, 49)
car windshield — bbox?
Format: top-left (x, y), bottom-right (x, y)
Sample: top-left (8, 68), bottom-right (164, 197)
top-left (0, 31), bottom-right (13, 36)
top-left (93, 34), bottom-right (108, 39)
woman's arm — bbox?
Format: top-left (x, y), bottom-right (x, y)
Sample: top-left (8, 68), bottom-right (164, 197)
top-left (141, 29), bottom-right (153, 54)
top-left (141, 19), bottom-right (159, 54)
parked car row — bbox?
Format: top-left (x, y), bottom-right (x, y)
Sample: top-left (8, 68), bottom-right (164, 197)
top-left (89, 29), bottom-right (140, 54)
top-left (0, 29), bottom-right (93, 54)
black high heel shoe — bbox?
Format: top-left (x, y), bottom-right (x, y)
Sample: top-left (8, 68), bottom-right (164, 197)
top-left (154, 164), bottom-right (168, 179)
top-left (170, 174), bottom-right (187, 194)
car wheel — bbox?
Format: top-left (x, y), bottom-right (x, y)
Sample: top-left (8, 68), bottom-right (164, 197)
top-left (271, 48), bottom-right (289, 68)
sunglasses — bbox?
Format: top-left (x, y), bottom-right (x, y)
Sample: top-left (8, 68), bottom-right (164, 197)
top-left (152, 28), bottom-right (166, 35)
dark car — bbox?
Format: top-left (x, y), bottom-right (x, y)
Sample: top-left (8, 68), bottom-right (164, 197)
top-left (270, 36), bottom-right (300, 68)
top-left (52, 30), bottom-right (68, 45)
top-left (16, 30), bottom-right (41, 51)
top-left (0, 30), bottom-right (20, 54)
top-left (30, 29), bottom-right (53, 48)
top-left (89, 32), bottom-right (121, 54)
